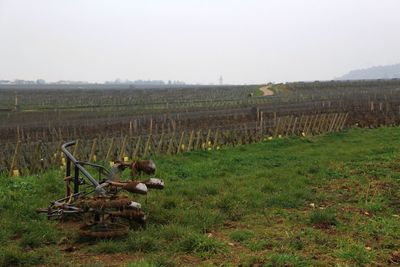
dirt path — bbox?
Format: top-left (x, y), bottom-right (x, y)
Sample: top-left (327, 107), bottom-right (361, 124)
top-left (259, 86), bottom-right (274, 96)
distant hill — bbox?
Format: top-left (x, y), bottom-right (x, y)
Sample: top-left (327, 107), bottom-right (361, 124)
top-left (336, 63), bottom-right (400, 80)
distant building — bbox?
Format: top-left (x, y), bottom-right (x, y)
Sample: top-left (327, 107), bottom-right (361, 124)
top-left (55, 80), bottom-right (89, 84)
top-left (13, 79), bottom-right (35, 84)
top-left (105, 79), bottom-right (168, 85)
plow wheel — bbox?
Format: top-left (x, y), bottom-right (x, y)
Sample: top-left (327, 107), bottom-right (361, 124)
top-left (79, 223), bottom-right (129, 239)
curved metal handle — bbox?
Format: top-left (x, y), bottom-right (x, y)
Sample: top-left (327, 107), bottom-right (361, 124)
top-left (61, 141), bottom-right (100, 189)
top-left (61, 141), bottom-right (77, 163)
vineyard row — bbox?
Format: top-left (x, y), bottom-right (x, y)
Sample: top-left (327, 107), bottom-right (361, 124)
top-left (0, 112), bottom-right (348, 176)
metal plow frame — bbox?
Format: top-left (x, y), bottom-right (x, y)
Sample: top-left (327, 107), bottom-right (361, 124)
top-left (37, 141), bottom-right (164, 238)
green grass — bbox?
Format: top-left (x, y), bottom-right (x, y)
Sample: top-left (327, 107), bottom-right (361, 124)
top-left (1, 127), bottom-right (400, 266)
top-left (229, 230), bottom-right (255, 243)
top-left (309, 208), bottom-right (338, 228)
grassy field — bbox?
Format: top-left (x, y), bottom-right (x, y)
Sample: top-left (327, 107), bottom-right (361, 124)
top-left (0, 127), bottom-right (399, 266)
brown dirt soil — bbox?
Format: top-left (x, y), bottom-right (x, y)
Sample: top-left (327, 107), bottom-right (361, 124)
top-left (61, 251), bottom-right (144, 267)
top-left (259, 86), bottom-right (274, 96)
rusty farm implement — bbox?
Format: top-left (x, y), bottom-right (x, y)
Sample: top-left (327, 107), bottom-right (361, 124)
top-left (37, 141), bottom-right (164, 238)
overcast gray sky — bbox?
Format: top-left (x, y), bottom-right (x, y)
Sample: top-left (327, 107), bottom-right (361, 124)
top-left (0, 0), bottom-right (399, 84)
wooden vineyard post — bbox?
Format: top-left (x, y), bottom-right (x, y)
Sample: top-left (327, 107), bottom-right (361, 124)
top-left (282, 116), bottom-right (289, 137)
top-left (143, 135), bottom-right (152, 158)
top-left (33, 141), bottom-right (42, 173)
top-left (259, 111), bottom-right (264, 136)
top-left (213, 129), bottom-right (219, 149)
top-left (89, 138), bottom-right (97, 162)
top-left (156, 133), bottom-right (164, 155)
top-left (177, 132), bottom-right (185, 153)
top-left (297, 115), bottom-right (304, 135)
top-left (149, 119), bottom-right (153, 135)
top-left (220, 130), bottom-right (227, 147)
top-left (340, 113), bottom-right (349, 130)
top-left (326, 114), bottom-right (333, 133)
top-left (273, 118), bottom-right (281, 137)
top-left (105, 138), bottom-right (115, 163)
top-left (328, 113), bottom-right (336, 132)
top-left (187, 130), bottom-right (195, 152)
top-left (279, 117), bottom-right (286, 137)
top-left (321, 114), bottom-right (329, 133)
top-left (325, 113), bottom-right (335, 133)
top-left (194, 130), bottom-right (202, 150)
top-left (321, 114), bottom-right (330, 134)
top-left (311, 114), bottom-right (320, 135)
top-left (256, 107), bottom-right (260, 122)
top-left (132, 136), bottom-right (142, 159)
top-left (333, 113), bottom-right (342, 132)
top-left (255, 112), bottom-right (258, 133)
top-left (321, 114), bottom-right (328, 133)
top-left (312, 114), bottom-right (319, 134)
top-left (17, 126), bottom-right (20, 142)
top-left (317, 114), bottom-right (326, 134)
top-left (291, 117), bottom-right (298, 136)
top-left (311, 114), bottom-right (318, 134)
top-left (335, 113), bottom-right (345, 132)
top-left (171, 120), bottom-right (176, 132)
top-left (244, 125), bottom-right (250, 144)
top-left (302, 116), bottom-right (310, 136)
top-left (329, 113), bottom-right (339, 132)
top-left (278, 116), bottom-right (285, 137)
top-left (302, 115), bottom-right (310, 136)
top-left (304, 115), bottom-right (313, 136)
top-left (285, 116), bottom-right (294, 137)
top-left (119, 136), bottom-right (128, 160)
top-left (311, 115), bottom-right (319, 135)
top-left (167, 133), bottom-right (175, 155)
top-left (235, 128), bottom-right (242, 146)
top-left (205, 129), bottom-right (212, 148)
top-left (9, 141), bottom-right (21, 177)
